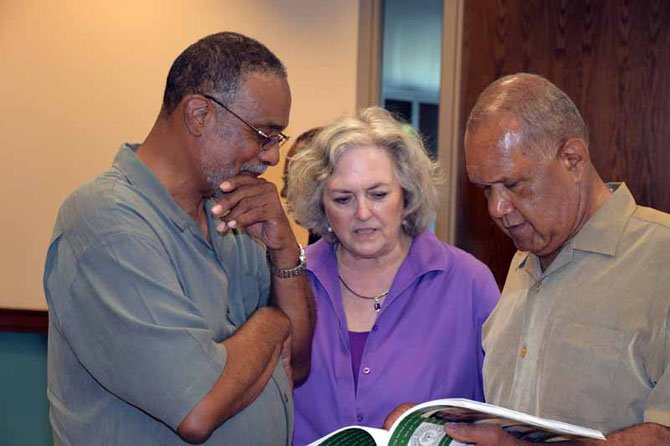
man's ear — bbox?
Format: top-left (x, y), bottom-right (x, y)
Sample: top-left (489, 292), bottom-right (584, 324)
top-left (558, 138), bottom-right (588, 173)
top-left (183, 96), bottom-right (210, 137)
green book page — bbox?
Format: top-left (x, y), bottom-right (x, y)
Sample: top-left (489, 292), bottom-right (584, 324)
top-left (319, 427), bottom-right (378, 446)
top-left (388, 406), bottom-right (453, 446)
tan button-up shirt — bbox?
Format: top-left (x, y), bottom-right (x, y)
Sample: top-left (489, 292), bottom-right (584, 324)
top-left (483, 183), bottom-right (670, 434)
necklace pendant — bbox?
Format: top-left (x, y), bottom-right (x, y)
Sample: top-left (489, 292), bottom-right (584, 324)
top-left (373, 302), bottom-right (381, 312)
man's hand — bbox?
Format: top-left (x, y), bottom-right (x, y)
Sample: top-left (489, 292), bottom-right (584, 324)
top-left (444, 423), bottom-right (533, 446)
top-left (211, 176), bottom-right (295, 251)
top-left (383, 403), bottom-right (416, 430)
top-left (211, 174), bottom-right (316, 387)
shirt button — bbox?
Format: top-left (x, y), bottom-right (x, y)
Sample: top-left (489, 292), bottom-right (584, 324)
top-left (519, 345), bottom-right (528, 358)
top-left (372, 325), bottom-right (379, 332)
top-left (357, 415), bottom-right (363, 422)
top-left (362, 367), bottom-right (371, 375)
top-left (534, 282), bottom-right (542, 292)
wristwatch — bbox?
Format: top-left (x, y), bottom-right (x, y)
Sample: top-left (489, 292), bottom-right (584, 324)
top-left (268, 244), bottom-right (306, 278)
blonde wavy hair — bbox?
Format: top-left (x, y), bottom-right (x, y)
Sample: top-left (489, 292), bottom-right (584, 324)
top-left (286, 106), bottom-right (444, 242)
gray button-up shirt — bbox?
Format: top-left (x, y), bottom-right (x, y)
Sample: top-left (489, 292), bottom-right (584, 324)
top-left (483, 183), bottom-right (670, 434)
top-left (44, 144), bottom-right (292, 445)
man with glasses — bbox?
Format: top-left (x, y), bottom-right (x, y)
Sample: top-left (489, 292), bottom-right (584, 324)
top-left (44, 32), bottom-right (315, 445)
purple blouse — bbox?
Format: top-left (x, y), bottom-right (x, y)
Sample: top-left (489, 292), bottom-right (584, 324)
top-left (293, 231), bottom-right (500, 445)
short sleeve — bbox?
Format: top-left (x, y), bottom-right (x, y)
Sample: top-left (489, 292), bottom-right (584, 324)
top-left (59, 233), bottom-right (226, 429)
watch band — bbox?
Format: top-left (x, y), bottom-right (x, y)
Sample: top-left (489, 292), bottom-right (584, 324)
top-left (267, 244), bottom-right (306, 278)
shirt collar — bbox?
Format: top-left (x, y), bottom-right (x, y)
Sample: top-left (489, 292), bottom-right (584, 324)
top-left (113, 143), bottom-right (194, 231)
top-left (306, 231), bottom-right (452, 298)
top-left (515, 182), bottom-right (637, 275)
top-left (400, 230), bottom-right (454, 276)
top-left (571, 182), bottom-right (637, 256)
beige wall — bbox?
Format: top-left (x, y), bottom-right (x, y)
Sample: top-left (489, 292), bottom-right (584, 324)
top-left (0, 0), bottom-right (360, 310)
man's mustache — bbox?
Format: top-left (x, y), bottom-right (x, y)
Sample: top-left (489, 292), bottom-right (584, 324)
top-left (239, 163), bottom-right (268, 176)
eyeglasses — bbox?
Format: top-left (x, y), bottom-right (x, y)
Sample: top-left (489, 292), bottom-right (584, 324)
top-left (203, 94), bottom-right (290, 151)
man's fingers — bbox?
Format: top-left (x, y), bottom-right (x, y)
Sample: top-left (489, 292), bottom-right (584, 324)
top-left (220, 208), bottom-right (267, 233)
top-left (219, 174), bottom-right (264, 191)
top-left (211, 177), bottom-right (274, 217)
top-left (209, 174), bottom-right (294, 248)
top-left (216, 195), bottom-right (268, 227)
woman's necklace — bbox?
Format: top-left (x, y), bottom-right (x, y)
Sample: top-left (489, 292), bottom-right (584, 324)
top-left (338, 274), bottom-right (389, 312)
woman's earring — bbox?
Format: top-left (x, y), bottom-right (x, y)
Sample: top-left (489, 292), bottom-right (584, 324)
top-left (327, 226), bottom-right (333, 233)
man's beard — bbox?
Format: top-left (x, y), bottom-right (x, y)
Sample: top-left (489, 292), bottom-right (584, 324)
top-left (205, 162), bottom-right (268, 200)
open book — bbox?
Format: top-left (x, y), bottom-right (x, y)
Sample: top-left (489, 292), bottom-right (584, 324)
top-left (308, 398), bottom-right (605, 445)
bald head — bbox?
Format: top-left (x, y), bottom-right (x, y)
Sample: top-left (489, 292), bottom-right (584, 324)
top-left (467, 73), bottom-right (588, 159)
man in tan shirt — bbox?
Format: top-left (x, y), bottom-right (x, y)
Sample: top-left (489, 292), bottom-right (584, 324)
top-left (451, 73), bottom-right (670, 445)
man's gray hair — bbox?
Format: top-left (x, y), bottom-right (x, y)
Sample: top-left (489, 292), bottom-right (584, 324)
top-left (162, 32), bottom-right (286, 115)
top-left (467, 73), bottom-right (588, 157)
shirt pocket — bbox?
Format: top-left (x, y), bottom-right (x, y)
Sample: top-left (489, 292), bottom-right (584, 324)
top-left (538, 317), bottom-right (624, 426)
